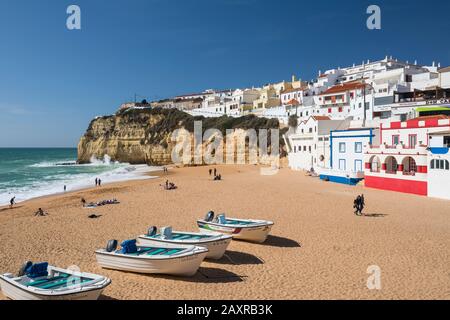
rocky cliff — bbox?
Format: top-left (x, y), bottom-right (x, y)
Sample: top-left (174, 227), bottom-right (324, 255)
top-left (78, 107), bottom-right (286, 166)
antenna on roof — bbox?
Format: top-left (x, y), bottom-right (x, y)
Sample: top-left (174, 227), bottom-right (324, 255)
top-left (432, 61), bottom-right (436, 67)
top-left (438, 62), bottom-right (441, 68)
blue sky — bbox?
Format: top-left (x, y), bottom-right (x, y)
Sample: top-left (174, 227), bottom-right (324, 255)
top-left (0, 0), bottom-right (449, 147)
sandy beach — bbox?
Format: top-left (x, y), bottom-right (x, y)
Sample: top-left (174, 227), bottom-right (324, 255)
top-left (0, 165), bottom-right (449, 300)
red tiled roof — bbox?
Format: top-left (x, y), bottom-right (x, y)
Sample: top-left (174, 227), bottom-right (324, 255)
top-left (321, 81), bottom-right (365, 95)
top-left (411, 115), bottom-right (450, 121)
top-left (286, 99), bottom-right (300, 105)
top-left (312, 116), bottom-right (331, 121)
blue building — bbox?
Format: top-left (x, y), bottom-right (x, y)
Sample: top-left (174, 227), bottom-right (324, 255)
top-left (320, 128), bottom-right (379, 185)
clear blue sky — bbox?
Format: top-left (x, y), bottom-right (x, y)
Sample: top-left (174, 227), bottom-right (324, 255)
top-left (0, 0), bottom-right (449, 147)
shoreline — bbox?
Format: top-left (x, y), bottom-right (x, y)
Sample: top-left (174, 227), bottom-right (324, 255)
top-left (0, 164), bottom-right (449, 300)
top-left (0, 164), bottom-right (163, 208)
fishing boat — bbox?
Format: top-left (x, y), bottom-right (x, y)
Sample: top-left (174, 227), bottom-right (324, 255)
top-left (197, 211), bottom-right (274, 243)
top-left (95, 239), bottom-right (208, 277)
top-left (137, 226), bottom-right (232, 260)
top-left (0, 262), bottom-right (111, 300)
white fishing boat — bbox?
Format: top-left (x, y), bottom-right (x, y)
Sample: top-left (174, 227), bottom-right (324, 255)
top-left (0, 262), bottom-right (111, 300)
top-left (137, 226), bottom-right (232, 260)
top-left (197, 211), bottom-right (274, 243)
top-left (95, 239), bottom-right (208, 277)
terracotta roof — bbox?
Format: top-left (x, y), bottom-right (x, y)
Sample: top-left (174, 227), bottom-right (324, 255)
top-left (321, 81), bottom-right (366, 95)
top-left (411, 115), bottom-right (450, 121)
top-left (312, 116), bottom-right (331, 121)
top-left (438, 66), bottom-right (450, 73)
top-left (281, 87), bottom-right (305, 94)
top-left (286, 99), bottom-right (300, 106)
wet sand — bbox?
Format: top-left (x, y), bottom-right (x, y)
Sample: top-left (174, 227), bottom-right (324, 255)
top-left (0, 165), bottom-right (449, 300)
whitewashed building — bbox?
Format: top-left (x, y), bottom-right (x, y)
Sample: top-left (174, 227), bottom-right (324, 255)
top-left (319, 128), bottom-right (379, 185)
top-left (285, 116), bottom-right (351, 171)
top-left (364, 115), bottom-right (450, 196)
top-left (427, 131), bottom-right (450, 200)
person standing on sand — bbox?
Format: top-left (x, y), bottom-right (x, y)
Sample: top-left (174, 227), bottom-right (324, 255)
top-left (81, 198), bottom-right (86, 207)
top-left (214, 168), bottom-right (217, 177)
top-left (98, 179), bottom-right (102, 187)
top-left (64, 185), bottom-right (67, 192)
top-left (209, 169), bottom-right (212, 176)
top-left (9, 196), bottom-right (15, 209)
top-left (95, 178), bottom-right (98, 186)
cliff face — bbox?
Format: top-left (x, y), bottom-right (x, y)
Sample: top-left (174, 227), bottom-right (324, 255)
top-left (78, 108), bottom-right (285, 166)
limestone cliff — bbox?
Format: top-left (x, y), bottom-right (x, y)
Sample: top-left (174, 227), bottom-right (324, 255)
top-left (78, 107), bottom-right (286, 166)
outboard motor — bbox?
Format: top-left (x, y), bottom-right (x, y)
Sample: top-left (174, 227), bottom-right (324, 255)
top-left (161, 226), bottom-right (173, 240)
top-left (217, 214), bottom-right (227, 225)
top-left (205, 211), bottom-right (215, 222)
top-left (18, 261), bottom-right (33, 277)
top-left (148, 226), bottom-right (158, 237)
top-left (106, 239), bottom-right (118, 253)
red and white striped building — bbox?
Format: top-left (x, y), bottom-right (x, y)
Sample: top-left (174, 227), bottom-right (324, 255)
top-left (364, 115), bottom-right (450, 196)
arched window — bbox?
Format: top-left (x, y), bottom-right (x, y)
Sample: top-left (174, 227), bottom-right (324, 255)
top-left (431, 159), bottom-right (450, 170)
top-left (385, 156), bottom-right (398, 174)
top-left (402, 157), bottom-right (417, 175)
top-left (370, 156), bottom-right (381, 173)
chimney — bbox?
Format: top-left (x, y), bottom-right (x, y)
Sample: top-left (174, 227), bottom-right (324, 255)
top-left (292, 75), bottom-right (297, 82)
top-left (432, 61), bottom-right (435, 67)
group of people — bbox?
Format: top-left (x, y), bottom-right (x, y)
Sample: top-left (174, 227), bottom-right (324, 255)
top-left (162, 180), bottom-right (177, 191)
top-left (95, 178), bottom-right (102, 187)
top-left (353, 194), bottom-right (366, 216)
top-left (82, 198), bottom-right (119, 208)
top-left (209, 168), bottom-right (222, 181)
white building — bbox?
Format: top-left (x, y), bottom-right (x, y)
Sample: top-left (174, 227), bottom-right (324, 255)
top-left (427, 131), bottom-right (450, 200)
top-left (319, 128), bottom-right (379, 185)
top-left (285, 116), bottom-right (351, 171)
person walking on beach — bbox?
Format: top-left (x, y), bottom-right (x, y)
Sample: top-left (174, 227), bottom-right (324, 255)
top-left (9, 196), bottom-right (15, 209)
top-left (209, 169), bottom-right (212, 176)
top-left (98, 179), bottom-right (102, 187)
top-left (64, 185), bottom-right (67, 192)
top-left (81, 198), bottom-right (86, 207)
top-left (95, 178), bottom-right (98, 187)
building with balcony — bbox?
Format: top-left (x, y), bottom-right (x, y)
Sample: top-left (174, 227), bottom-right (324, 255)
top-left (364, 115), bottom-right (450, 196)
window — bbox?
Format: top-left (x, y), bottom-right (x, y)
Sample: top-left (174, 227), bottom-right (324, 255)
top-left (408, 134), bottom-right (417, 148)
top-left (309, 128), bottom-right (313, 133)
top-left (355, 142), bottom-right (363, 153)
top-left (339, 142), bottom-right (346, 153)
top-left (402, 157), bottom-right (417, 175)
top-left (294, 146), bottom-right (297, 153)
top-left (339, 159), bottom-right (346, 170)
top-left (385, 156), bottom-right (398, 174)
top-left (431, 159), bottom-right (450, 170)
top-left (355, 160), bottom-right (363, 172)
top-left (338, 107), bottom-right (343, 112)
top-left (370, 156), bottom-right (381, 173)
top-left (328, 108), bottom-right (332, 113)
top-left (303, 146), bottom-right (307, 151)
top-left (392, 135), bottom-right (400, 146)
top-left (308, 146), bottom-right (311, 153)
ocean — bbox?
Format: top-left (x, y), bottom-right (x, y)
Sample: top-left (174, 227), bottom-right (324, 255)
top-left (0, 148), bottom-right (157, 206)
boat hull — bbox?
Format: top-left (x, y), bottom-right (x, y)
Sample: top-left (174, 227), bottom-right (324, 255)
top-left (197, 221), bottom-right (273, 243)
top-left (137, 235), bottom-right (232, 260)
top-left (95, 249), bottom-right (207, 277)
top-left (0, 276), bottom-right (109, 301)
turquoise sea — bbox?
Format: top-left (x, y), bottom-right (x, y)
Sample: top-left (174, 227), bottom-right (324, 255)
top-left (0, 148), bottom-right (155, 205)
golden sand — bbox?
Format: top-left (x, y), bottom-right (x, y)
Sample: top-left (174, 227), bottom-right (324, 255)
top-left (0, 165), bottom-right (449, 300)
